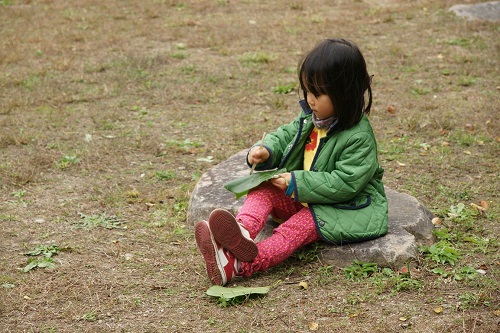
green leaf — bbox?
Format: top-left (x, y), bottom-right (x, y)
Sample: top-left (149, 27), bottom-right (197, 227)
top-left (223, 168), bottom-right (287, 199)
top-left (206, 285), bottom-right (270, 300)
top-left (23, 260), bottom-right (39, 272)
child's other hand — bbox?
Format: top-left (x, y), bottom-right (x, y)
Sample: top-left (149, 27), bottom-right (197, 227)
top-left (270, 173), bottom-right (291, 191)
top-left (248, 146), bottom-right (270, 165)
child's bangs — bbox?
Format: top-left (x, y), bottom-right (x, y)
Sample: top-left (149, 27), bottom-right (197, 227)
top-left (300, 71), bottom-right (328, 96)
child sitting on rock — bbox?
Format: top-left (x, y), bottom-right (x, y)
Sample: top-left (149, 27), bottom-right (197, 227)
top-left (195, 38), bottom-right (388, 286)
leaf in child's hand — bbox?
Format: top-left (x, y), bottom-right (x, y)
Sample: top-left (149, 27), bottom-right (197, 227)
top-left (223, 168), bottom-right (286, 199)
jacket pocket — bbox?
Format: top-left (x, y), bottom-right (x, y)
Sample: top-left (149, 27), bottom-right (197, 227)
top-left (331, 195), bottom-right (371, 210)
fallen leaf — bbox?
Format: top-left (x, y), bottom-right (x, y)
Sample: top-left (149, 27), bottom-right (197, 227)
top-left (432, 217), bottom-right (442, 225)
top-left (399, 317), bottom-right (407, 321)
top-left (299, 281), bottom-right (309, 290)
top-left (464, 150), bottom-right (472, 155)
top-left (206, 285), bottom-right (270, 300)
top-left (387, 105), bottom-right (397, 114)
top-left (399, 266), bottom-right (409, 274)
top-left (470, 203), bottom-right (486, 215)
top-left (309, 321), bottom-right (319, 331)
top-left (433, 306), bottom-right (443, 314)
top-left (494, 310), bottom-right (500, 317)
top-left (479, 201), bottom-right (488, 209)
top-left (396, 161), bottom-right (406, 167)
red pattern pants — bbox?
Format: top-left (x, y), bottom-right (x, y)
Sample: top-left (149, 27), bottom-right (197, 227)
top-left (236, 181), bottom-right (321, 277)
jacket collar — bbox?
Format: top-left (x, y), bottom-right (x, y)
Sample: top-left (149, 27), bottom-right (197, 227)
top-left (299, 99), bottom-right (313, 115)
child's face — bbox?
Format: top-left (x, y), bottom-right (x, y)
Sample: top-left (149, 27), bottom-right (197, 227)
top-left (306, 92), bottom-right (335, 120)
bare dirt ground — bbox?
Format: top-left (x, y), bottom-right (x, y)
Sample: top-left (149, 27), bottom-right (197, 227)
top-left (0, 0), bottom-right (498, 332)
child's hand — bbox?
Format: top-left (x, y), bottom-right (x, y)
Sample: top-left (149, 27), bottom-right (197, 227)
top-left (248, 146), bottom-right (270, 165)
top-left (270, 173), bottom-right (291, 191)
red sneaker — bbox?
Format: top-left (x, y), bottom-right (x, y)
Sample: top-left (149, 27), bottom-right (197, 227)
top-left (194, 220), bottom-right (239, 286)
top-left (208, 209), bottom-right (258, 262)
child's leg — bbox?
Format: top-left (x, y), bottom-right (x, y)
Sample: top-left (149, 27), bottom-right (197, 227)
top-left (239, 207), bottom-right (321, 277)
top-left (236, 181), bottom-right (303, 239)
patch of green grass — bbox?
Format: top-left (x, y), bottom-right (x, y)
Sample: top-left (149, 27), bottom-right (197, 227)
top-left (457, 76), bottom-right (477, 87)
top-left (170, 52), bottom-right (187, 59)
top-left (273, 82), bottom-right (296, 94)
top-left (239, 52), bottom-right (274, 66)
top-left (446, 38), bottom-right (469, 47)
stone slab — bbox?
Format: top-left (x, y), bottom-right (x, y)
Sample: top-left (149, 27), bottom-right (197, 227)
top-left (187, 150), bottom-right (435, 268)
top-left (450, 1), bottom-right (500, 22)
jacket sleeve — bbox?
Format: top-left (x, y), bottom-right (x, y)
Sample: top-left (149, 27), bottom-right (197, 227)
top-left (292, 131), bottom-right (378, 204)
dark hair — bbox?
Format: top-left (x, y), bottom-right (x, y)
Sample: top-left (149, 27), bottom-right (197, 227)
top-left (298, 38), bottom-right (372, 130)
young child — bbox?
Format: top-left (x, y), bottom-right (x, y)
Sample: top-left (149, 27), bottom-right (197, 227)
top-left (195, 38), bottom-right (388, 286)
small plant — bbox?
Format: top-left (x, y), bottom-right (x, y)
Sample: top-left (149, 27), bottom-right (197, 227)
top-left (73, 212), bottom-right (125, 230)
top-left (431, 266), bottom-right (478, 281)
top-left (154, 170), bottom-right (176, 181)
top-left (344, 260), bottom-right (378, 280)
top-left (80, 312), bottom-right (97, 322)
top-left (410, 87), bottom-right (431, 95)
top-left (23, 244), bottom-right (68, 272)
top-left (394, 274), bottom-right (422, 292)
top-left (56, 155), bottom-right (80, 169)
top-left (296, 243), bottom-right (322, 263)
top-left (421, 240), bottom-right (460, 265)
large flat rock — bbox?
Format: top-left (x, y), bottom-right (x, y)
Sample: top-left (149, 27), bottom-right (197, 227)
top-left (188, 150), bottom-right (435, 268)
top-left (450, 1), bottom-right (500, 22)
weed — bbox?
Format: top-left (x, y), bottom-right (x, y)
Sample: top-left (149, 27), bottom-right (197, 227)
top-left (80, 312), bottom-right (97, 322)
top-left (23, 244), bottom-right (68, 272)
top-left (410, 87), bottom-right (431, 95)
top-left (73, 212), bottom-right (125, 229)
top-left (344, 260), bottom-right (378, 280)
top-left (56, 155), bottom-right (80, 169)
top-left (295, 243), bottom-right (322, 262)
top-left (154, 170), bottom-right (176, 181)
top-left (457, 292), bottom-right (490, 310)
top-left (394, 275), bottom-right (422, 292)
top-left (421, 240), bottom-right (460, 265)
top-left (431, 266), bottom-right (478, 281)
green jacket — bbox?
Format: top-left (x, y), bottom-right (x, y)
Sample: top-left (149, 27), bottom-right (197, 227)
top-left (253, 101), bottom-right (388, 244)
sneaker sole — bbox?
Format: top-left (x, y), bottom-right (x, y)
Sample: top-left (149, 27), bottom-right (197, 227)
top-left (194, 221), bottom-right (224, 286)
top-left (208, 209), bottom-right (258, 262)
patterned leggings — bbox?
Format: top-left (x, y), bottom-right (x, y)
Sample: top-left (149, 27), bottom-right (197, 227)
top-left (236, 181), bottom-right (321, 277)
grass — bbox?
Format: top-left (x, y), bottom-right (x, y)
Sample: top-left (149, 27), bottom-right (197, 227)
top-left (0, 0), bottom-right (499, 332)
